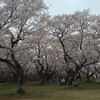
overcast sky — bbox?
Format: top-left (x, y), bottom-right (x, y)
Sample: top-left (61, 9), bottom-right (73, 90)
top-left (44, 0), bottom-right (100, 16)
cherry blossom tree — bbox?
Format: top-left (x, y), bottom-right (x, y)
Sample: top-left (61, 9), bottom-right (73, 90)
top-left (0, 0), bottom-right (48, 94)
top-left (48, 10), bottom-right (100, 86)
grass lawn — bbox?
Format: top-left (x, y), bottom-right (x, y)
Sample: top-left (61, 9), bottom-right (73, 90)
top-left (0, 82), bottom-right (100, 100)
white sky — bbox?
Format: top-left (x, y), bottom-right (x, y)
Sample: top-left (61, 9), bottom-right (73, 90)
top-left (44, 0), bottom-right (100, 16)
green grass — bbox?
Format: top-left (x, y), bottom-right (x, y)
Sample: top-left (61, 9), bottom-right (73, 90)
top-left (0, 82), bottom-right (100, 100)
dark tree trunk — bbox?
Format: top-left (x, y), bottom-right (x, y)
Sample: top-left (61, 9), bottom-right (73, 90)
top-left (86, 67), bottom-right (90, 83)
top-left (46, 75), bottom-right (51, 82)
top-left (17, 70), bottom-right (26, 94)
top-left (40, 75), bottom-right (45, 84)
top-left (86, 76), bottom-right (90, 82)
top-left (17, 80), bottom-right (25, 94)
top-left (11, 71), bottom-right (18, 83)
top-left (10, 53), bottom-right (26, 94)
top-left (74, 66), bottom-right (80, 87)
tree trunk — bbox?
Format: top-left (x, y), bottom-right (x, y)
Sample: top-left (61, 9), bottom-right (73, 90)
top-left (12, 72), bottom-right (18, 83)
top-left (86, 75), bottom-right (90, 83)
top-left (17, 69), bottom-right (26, 94)
top-left (45, 73), bottom-right (51, 82)
top-left (74, 66), bottom-right (80, 87)
top-left (40, 75), bottom-right (45, 84)
top-left (74, 76), bottom-right (78, 87)
top-left (86, 67), bottom-right (90, 82)
top-left (17, 83), bottom-right (25, 94)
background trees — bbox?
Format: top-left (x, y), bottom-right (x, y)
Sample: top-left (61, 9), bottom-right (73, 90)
top-left (0, 0), bottom-right (100, 94)
top-left (48, 10), bottom-right (100, 85)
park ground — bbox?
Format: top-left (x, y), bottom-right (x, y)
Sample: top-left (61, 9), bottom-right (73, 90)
top-left (0, 82), bottom-right (100, 100)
